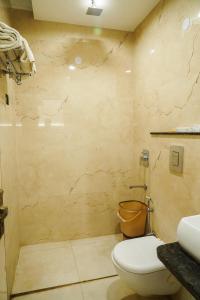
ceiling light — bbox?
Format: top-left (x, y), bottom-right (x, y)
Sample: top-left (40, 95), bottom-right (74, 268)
top-left (86, 0), bottom-right (103, 16)
top-left (38, 122), bottom-right (45, 127)
top-left (150, 48), bottom-right (155, 55)
top-left (68, 64), bottom-right (76, 71)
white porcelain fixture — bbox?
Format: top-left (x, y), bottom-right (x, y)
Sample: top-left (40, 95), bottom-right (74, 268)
top-left (177, 214), bottom-right (200, 263)
top-left (112, 236), bottom-right (180, 296)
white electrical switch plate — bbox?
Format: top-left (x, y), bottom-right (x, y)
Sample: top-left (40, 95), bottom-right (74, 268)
top-left (169, 145), bottom-right (184, 174)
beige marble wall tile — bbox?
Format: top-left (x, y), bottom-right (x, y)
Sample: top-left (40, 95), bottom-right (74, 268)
top-left (10, 9), bottom-right (136, 245)
top-left (0, 1), bottom-right (12, 24)
top-left (0, 7), bottom-right (20, 297)
top-left (1, 2), bottom-right (198, 300)
top-left (128, 0), bottom-right (200, 240)
top-left (123, 0), bottom-right (200, 299)
top-left (0, 237), bottom-right (7, 300)
top-left (0, 77), bottom-right (20, 295)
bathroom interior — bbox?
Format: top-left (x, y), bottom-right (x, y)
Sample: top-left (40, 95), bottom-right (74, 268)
top-left (0, 0), bottom-right (200, 299)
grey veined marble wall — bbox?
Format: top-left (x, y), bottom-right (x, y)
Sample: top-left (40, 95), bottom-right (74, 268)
top-left (12, 9), bottom-right (136, 245)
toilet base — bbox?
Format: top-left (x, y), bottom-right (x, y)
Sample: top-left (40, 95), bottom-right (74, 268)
top-left (112, 254), bottom-right (180, 297)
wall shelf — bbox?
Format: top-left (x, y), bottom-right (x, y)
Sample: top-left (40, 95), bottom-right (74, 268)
top-left (150, 131), bottom-right (200, 135)
top-left (157, 242), bottom-right (200, 300)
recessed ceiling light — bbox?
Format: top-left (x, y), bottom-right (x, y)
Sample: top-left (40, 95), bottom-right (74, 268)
top-left (150, 48), bottom-right (155, 55)
top-left (125, 70), bottom-right (132, 73)
top-left (68, 64), bottom-right (76, 71)
top-left (38, 122), bottom-right (45, 127)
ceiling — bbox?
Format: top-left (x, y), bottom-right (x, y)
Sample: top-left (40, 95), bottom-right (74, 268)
top-left (3, 0), bottom-right (160, 32)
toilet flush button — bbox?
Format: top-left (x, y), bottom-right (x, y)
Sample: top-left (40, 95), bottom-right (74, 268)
top-left (172, 151), bottom-right (179, 167)
top-left (169, 145), bottom-right (184, 174)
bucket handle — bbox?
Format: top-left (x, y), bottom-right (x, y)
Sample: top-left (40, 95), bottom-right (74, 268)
top-left (117, 210), bottom-right (142, 223)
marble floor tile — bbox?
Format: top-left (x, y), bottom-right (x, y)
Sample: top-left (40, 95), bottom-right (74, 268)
top-left (71, 234), bottom-right (123, 281)
top-left (12, 234), bottom-right (123, 295)
top-left (81, 276), bottom-right (135, 300)
top-left (12, 241), bottom-right (79, 294)
top-left (12, 284), bottom-right (83, 300)
top-left (81, 276), bottom-right (171, 300)
top-left (12, 277), bottom-right (171, 300)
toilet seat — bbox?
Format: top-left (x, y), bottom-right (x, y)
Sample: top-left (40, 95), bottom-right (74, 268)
top-left (112, 236), bottom-right (165, 274)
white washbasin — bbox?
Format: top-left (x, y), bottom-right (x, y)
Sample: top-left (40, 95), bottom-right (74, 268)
top-left (177, 214), bottom-right (200, 262)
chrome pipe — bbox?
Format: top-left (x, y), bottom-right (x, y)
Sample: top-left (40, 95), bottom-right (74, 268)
top-left (145, 196), bottom-right (153, 234)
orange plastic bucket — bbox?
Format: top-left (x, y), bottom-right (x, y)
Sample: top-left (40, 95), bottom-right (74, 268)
top-left (117, 200), bottom-right (148, 238)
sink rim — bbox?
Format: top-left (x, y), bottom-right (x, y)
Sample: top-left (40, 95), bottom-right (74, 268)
top-left (180, 214), bottom-right (200, 229)
top-left (177, 214), bottom-right (200, 263)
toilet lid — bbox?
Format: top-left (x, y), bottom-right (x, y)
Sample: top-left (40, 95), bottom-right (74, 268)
top-left (112, 236), bottom-right (165, 274)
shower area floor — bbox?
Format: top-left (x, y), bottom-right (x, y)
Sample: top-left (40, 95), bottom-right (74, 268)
top-left (12, 234), bottom-right (123, 297)
top-left (11, 233), bottom-right (171, 300)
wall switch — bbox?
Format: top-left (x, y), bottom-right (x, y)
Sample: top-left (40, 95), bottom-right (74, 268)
top-left (169, 145), bottom-right (184, 174)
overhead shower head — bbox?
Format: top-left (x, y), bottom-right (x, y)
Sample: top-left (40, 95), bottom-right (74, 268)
top-left (86, 0), bottom-right (103, 16)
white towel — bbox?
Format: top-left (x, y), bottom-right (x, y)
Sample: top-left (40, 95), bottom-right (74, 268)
top-left (0, 22), bottom-right (22, 51)
top-left (20, 38), bottom-right (36, 74)
top-left (0, 21), bottom-right (36, 84)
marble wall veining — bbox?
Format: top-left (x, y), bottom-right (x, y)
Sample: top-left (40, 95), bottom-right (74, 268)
top-left (12, 10), bottom-right (136, 245)
top-left (3, 1), bottom-right (200, 298)
top-left (127, 0), bottom-right (200, 299)
top-left (0, 4), bottom-right (20, 296)
top-left (129, 0), bottom-right (200, 244)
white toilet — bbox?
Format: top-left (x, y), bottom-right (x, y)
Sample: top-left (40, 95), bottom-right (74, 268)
top-left (112, 236), bottom-right (180, 296)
